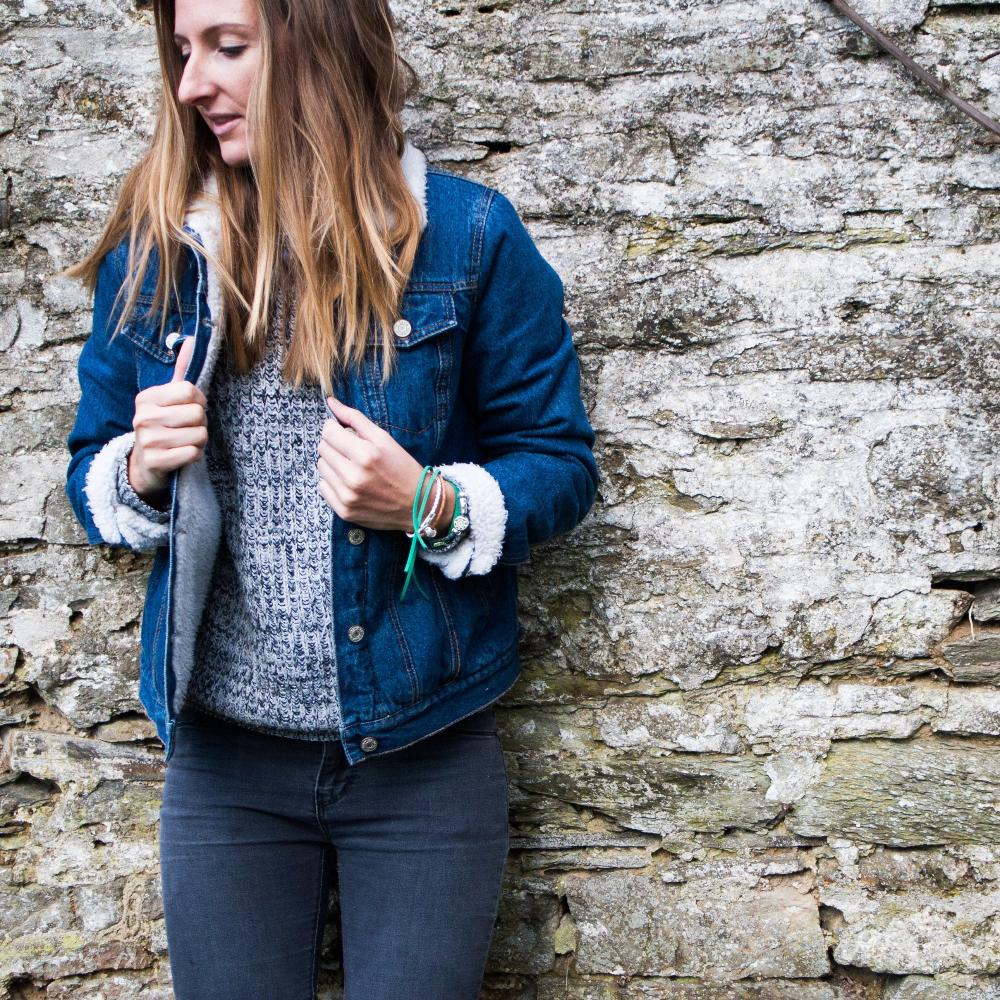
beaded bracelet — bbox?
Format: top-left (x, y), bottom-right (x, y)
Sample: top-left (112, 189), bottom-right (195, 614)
top-left (401, 468), bottom-right (472, 599)
top-left (425, 478), bottom-right (470, 553)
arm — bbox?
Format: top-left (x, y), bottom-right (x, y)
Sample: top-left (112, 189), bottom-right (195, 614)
top-left (418, 191), bottom-right (599, 577)
top-left (64, 248), bottom-right (171, 551)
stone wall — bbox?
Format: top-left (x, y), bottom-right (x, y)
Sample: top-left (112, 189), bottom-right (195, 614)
top-left (3, 0), bottom-right (1000, 996)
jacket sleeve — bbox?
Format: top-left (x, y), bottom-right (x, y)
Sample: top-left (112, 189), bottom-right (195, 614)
top-left (418, 190), bottom-right (599, 577)
top-left (64, 248), bottom-right (171, 552)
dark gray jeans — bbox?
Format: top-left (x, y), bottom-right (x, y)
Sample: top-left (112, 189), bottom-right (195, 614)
top-left (158, 702), bottom-right (510, 999)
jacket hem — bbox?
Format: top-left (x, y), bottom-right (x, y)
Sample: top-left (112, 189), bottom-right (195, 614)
top-left (343, 643), bottom-right (521, 765)
top-left (151, 642), bottom-right (521, 766)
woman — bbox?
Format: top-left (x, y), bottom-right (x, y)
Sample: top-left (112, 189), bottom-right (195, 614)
top-left (63, 0), bottom-right (598, 997)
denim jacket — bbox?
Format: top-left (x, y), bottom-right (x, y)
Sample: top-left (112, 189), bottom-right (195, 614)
top-left (64, 141), bottom-right (599, 765)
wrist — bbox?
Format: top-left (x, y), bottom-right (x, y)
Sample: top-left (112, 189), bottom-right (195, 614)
top-left (431, 480), bottom-right (456, 537)
top-left (128, 449), bottom-right (170, 512)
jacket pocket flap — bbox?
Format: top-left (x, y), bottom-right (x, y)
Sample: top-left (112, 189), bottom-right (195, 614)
top-left (120, 311), bottom-right (185, 365)
top-left (393, 290), bottom-right (457, 348)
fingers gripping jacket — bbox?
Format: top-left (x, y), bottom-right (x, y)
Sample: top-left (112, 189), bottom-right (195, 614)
top-left (84, 430), bottom-right (170, 551)
top-left (415, 461), bottom-right (508, 578)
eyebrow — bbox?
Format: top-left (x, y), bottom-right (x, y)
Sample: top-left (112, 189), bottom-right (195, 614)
top-left (173, 23), bottom-right (251, 43)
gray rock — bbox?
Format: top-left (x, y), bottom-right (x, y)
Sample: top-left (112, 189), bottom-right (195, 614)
top-left (564, 871), bottom-right (829, 979)
top-left (790, 738), bottom-right (1000, 846)
top-left (940, 631), bottom-right (1000, 683)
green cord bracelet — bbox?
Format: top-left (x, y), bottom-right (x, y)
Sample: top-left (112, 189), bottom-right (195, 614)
top-left (401, 465), bottom-right (441, 600)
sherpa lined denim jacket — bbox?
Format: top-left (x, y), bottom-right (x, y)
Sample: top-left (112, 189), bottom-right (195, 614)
top-left (64, 141), bottom-right (599, 765)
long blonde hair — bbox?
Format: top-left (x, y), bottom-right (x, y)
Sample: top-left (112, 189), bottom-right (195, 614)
top-left (63, 0), bottom-right (424, 393)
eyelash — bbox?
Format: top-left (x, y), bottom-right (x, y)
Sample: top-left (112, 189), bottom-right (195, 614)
top-left (178, 45), bottom-right (247, 64)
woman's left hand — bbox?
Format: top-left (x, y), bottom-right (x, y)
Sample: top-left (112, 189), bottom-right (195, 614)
top-left (317, 395), bottom-right (450, 534)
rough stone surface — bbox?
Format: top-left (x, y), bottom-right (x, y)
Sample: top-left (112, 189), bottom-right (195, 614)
top-left (939, 627), bottom-right (1000, 683)
top-left (5, 0), bottom-right (1000, 996)
top-left (788, 737), bottom-right (1000, 846)
top-left (563, 870), bottom-right (829, 980)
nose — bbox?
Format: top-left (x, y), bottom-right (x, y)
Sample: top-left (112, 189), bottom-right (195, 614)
top-left (176, 52), bottom-right (216, 107)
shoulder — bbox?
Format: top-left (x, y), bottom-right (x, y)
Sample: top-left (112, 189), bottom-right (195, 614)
top-left (425, 167), bottom-right (495, 219)
top-left (99, 233), bottom-right (131, 286)
top-left (424, 166), bottom-right (525, 235)
top-left (97, 230), bottom-right (152, 296)
top-left (417, 167), bottom-right (537, 286)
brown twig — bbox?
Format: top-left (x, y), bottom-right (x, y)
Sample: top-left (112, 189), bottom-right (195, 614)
top-left (825, 0), bottom-right (1000, 141)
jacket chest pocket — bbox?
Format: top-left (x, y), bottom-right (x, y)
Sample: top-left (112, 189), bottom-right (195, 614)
top-left (122, 297), bottom-right (197, 388)
top-left (369, 290), bottom-right (458, 451)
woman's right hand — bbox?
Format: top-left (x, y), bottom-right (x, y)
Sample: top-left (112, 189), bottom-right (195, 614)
top-left (127, 335), bottom-right (209, 506)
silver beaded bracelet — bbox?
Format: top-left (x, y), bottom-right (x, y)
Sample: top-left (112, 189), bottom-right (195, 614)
top-left (425, 476), bottom-right (470, 553)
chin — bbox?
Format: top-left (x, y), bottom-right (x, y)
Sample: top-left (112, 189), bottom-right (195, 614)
top-left (218, 143), bottom-right (251, 167)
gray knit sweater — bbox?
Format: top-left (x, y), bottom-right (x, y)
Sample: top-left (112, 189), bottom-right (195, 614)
top-left (117, 290), bottom-right (344, 739)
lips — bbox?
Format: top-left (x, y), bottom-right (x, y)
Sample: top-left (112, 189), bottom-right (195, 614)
top-left (204, 114), bottom-right (241, 137)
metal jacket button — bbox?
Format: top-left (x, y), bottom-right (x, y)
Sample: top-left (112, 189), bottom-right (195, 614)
top-left (360, 736), bottom-right (378, 752)
top-left (165, 331), bottom-right (184, 351)
top-left (392, 318), bottom-right (411, 338)
top-left (348, 527), bottom-right (365, 545)
top-left (348, 624), bottom-right (365, 642)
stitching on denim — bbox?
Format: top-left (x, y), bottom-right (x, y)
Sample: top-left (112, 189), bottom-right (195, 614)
top-left (379, 291), bottom-right (457, 434)
top-left (471, 738), bottom-right (509, 995)
top-left (314, 740), bottom-right (329, 839)
top-left (432, 320), bottom-right (453, 450)
top-left (385, 543), bottom-right (420, 703)
top-left (134, 291), bottom-right (196, 314)
top-left (340, 641), bottom-right (518, 732)
top-left (441, 705), bottom-right (497, 737)
top-left (396, 291), bottom-right (457, 341)
top-left (359, 346), bottom-right (387, 428)
top-left (140, 575), bottom-right (168, 715)
top-left (121, 322), bottom-right (176, 365)
top-left (405, 280), bottom-right (475, 293)
top-left (151, 599), bottom-right (167, 699)
top-left (470, 189), bottom-right (495, 315)
top-left (429, 569), bottom-right (462, 681)
top-left (382, 327), bottom-right (455, 435)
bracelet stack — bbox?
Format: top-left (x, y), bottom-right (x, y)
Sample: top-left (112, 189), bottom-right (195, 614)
top-left (427, 480), bottom-right (470, 552)
top-left (401, 466), bottom-right (471, 600)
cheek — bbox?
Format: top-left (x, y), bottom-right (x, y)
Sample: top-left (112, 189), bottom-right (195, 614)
top-left (234, 57), bottom-right (260, 113)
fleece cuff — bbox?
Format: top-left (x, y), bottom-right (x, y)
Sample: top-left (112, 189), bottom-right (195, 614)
top-left (83, 431), bottom-right (170, 551)
top-left (416, 462), bottom-right (507, 579)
